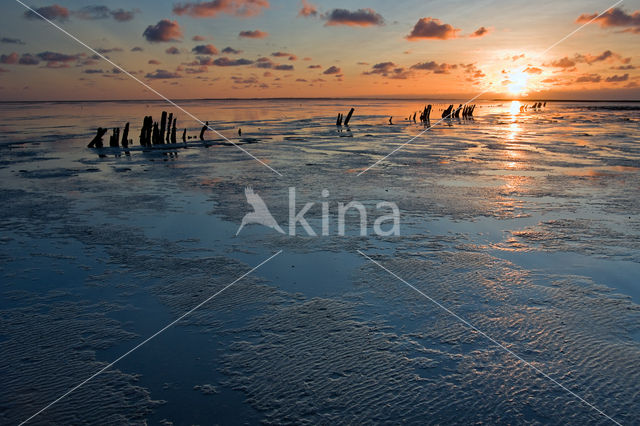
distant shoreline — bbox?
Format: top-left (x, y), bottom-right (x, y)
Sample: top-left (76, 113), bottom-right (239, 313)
top-left (0, 97), bottom-right (639, 104)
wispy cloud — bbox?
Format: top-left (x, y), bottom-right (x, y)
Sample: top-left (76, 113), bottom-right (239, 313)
top-left (173, 0), bottom-right (270, 18)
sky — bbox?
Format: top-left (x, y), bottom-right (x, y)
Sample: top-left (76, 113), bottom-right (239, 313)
top-left (0, 0), bottom-right (639, 101)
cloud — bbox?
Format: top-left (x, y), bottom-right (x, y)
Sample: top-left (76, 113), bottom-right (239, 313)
top-left (146, 69), bottom-right (181, 79)
top-left (131, 46), bottom-right (144, 52)
top-left (547, 57), bottom-right (576, 69)
top-left (166, 46), bottom-right (181, 55)
top-left (298, 0), bottom-right (318, 17)
top-left (111, 9), bottom-right (138, 22)
top-left (192, 35), bottom-right (207, 41)
top-left (470, 26), bottom-right (491, 38)
top-left (1, 37), bottom-right (25, 45)
top-left (18, 54), bottom-right (39, 65)
top-left (173, 0), bottom-right (270, 18)
top-left (148, 59), bottom-right (161, 65)
top-left (407, 17), bottom-right (460, 40)
top-left (0, 52), bottom-right (19, 64)
top-left (363, 62), bottom-right (412, 79)
top-left (143, 20), bottom-right (184, 42)
top-left (410, 61), bottom-right (457, 74)
top-left (222, 46), bottom-right (242, 54)
top-left (238, 30), bottom-right (268, 38)
top-left (24, 4), bottom-right (70, 21)
top-left (575, 50), bottom-right (630, 65)
top-left (524, 66), bottom-right (542, 74)
top-left (324, 8), bottom-right (384, 27)
top-left (576, 7), bottom-right (640, 33)
top-left (575, 73), bottom-right (602, 83)
top-left (323, 65), bottom-right (341, 74)
top-left (512, 54), bottom-right (525, 61)
top-left (460, 63), bottom-right (485, 81)
top-left (605, 73), bottom-right (629, 82)
top-left (83, 69), bottom-right (104, 74)
top-left (192, 44), bottom-right (219, 55)
top-left (96, 47), bottom-right (123, 54)
top-left (272, 51), bottom-right (296, 60)
top-left (307, 64), bottom-right (321, 69)
top-left (211, 57), bottom-right (254, 66)
top-left (254, 57), bottom-right (293, 70)
top-left (37, 51), bottom-right (82, 63)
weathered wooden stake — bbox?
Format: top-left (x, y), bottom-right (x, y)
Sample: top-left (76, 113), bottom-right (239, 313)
top-left (344, 108), bottom-right (355, 126)
top-left (88, 127), bottom-right (108, 148)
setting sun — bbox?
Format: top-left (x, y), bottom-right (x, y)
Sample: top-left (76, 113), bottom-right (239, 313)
top-left (507, 70), bottom-right (529, 96)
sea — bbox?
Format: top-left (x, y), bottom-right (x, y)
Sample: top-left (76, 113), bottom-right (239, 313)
top-left (1, 98), bottom-right (639, 424)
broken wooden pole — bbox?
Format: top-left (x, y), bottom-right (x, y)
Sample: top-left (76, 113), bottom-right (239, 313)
top-left (182, 129), bottom-right (187, 143)
top-left (109, 127), bottom-right (120, 148)
top-left (121, 122), bottom-right (130, 148)
top-left (166, 113), bottom-right (173, 143)
top-left (344, 108), bottom-right (355, 126)
top-left (336, 113), bottom-right (342, 126)
top-left (88, 127), bottom-right (108, 148)
top-left (152, 122), bottom-right (160, 145)
top-left (200, 121), bottom-right (208, 141)
top-left (171, 119), bottom-right (177, 143)
top-left (159, 111), bottom-right (167, 143)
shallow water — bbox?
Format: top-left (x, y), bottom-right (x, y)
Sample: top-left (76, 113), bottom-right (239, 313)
top-left (0, 99), bottom-right (639, 424)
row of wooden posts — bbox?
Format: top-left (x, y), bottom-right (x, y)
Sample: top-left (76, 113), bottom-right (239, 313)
top-left (88, 111), bottom-right (212, 149)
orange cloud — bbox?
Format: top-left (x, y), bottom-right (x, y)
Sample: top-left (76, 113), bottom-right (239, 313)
top-left (238, 30), bottom-right (268, 38)
top-left (143, 20), bottom-right (183, 43)
top-left (470, 26), bottom-right (491, 38)
top-left (576, 7), bottom-right (640, 33)
top-left (173, 0), bottom-right (270, 18)
top-left (406, 18), bottom-right (460, 40)
top-left (192, 44), bottom-right (219, 55)
top-left (298, 0), bottom-right (318, 17)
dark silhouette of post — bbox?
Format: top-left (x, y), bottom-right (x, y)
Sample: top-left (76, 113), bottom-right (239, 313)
top-left (121, 122), bottom-right (129, 148)
top-left (182, 129), bottom-right (187, 143)
top-left (152, 122), bottom-right (160, 145)
top-left (159, 111), bottom-right (167, 144)
top-left (344, 108), bottom-right (355, 126)
top-left (166, 113), bottom-right (173, 143)
top-left (109, 128), bottom-right (120, 148)
top-left (88, 127), bottom-right (108, 148)
top-left (200, 121), bottom-right (208, 141)
top-left (171, 119), bottom-right (177, 143)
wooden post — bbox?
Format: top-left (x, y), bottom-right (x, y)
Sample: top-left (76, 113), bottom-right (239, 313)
top-left (200, 121), bottom-right (208, 141)
top-left (152, 122), bottom-right (160, 145)
top-left (182, 129), bottom-right (187, 143)
top-left (344, 108), bottom-right (355, 126)
top-left (159, 111), bottom-right (167, 144)
top-left (166, 113), bottom-right (173, 143)
top-left (171, 119), bottom-right (177, 143)
top-left (121, 122), bottom-right (129, 148)
top-left (109, 128), bottom-right (120, 147)
top-left (88, 127), bottom-right (108, 148)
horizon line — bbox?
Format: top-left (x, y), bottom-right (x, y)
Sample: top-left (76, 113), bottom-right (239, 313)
top-left (1, 97), bottom-right (639, 104)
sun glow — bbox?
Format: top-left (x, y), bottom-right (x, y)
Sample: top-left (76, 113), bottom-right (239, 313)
top-left (507, 70), bottom-right (529, 96)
